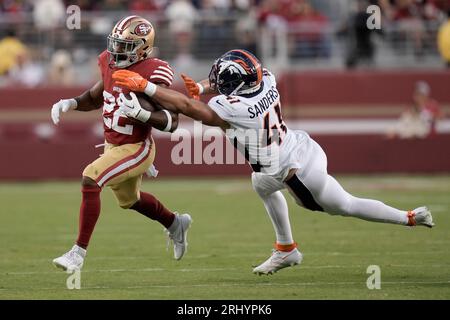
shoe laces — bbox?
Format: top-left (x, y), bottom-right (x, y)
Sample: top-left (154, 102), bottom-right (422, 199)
top-left (165, 227), bottom-right (180, 251)
top-left (268, 249), bottom-right (283, 263)
top-left (165, 229), bottom-right (172, 252)
top-left (63, 250), bottom-right (79, 261)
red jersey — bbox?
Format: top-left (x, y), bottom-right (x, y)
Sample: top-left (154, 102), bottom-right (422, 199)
top-left (98, 50), bottom-right (174, 145)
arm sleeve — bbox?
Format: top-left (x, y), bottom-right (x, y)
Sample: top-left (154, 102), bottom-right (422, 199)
top-left (208, 97), bottom-right (235, 122)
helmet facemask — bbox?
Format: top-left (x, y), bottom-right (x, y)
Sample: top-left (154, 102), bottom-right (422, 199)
top-left (107, 35), bottom-right (142, 68)
top-left (209, 58), bottom-right (255, 96)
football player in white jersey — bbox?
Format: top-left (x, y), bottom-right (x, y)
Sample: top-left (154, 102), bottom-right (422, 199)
top-left (112, 49), bottom-right (434, 275)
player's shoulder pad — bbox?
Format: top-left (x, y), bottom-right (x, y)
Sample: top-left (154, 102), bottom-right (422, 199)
top-left (145, 58), bottom-right (174, 87)
top-left (263, 68), bottom-right (276, 86)
top-left (98, 50), bottom-right (108, 65)
top-left (208, 95), bottom-right (239, 120)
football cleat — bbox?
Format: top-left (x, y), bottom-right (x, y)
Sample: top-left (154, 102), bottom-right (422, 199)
top-left (407, 206), bottom-right (434, 228)
top-left (52, 244), bottom-right (86, 271)
top-left (166, 213), bottom-right (192, 260)
top-left (253, 248), bottom-right (303, 275)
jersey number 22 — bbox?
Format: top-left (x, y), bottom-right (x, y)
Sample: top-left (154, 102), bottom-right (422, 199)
top-left (102, 90), bottom-right (133, 135)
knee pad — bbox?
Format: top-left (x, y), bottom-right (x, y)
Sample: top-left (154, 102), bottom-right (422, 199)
top-left (251, 173), bottom-right (266, 197)
top-left (118, 202), bottom-right (135, 210)
top-left (323, 196), bottom-right (353, 217)
top-left (251, 172), bottom-right (282, 197)
top-left (82, 164), bottom-right (98, 182)
top-left (109, 184), bottom-right (140, 210)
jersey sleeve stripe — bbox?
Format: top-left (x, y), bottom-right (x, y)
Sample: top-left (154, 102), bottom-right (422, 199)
top-left (153, 69), bottom-right (174, 79)
top-left (157, 66), bottom-right (174, 75)
top-left (150, 74), bottom-right (173, 85)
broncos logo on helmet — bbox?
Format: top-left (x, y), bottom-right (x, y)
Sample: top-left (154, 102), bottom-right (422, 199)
top-left (209, 49), bottom-right (263, 96)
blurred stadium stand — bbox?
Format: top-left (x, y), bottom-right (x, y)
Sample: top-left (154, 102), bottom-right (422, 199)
top-left (1, 0), bottom-right (450, 179)
top-left (1, 0), bottom-right (449, 83)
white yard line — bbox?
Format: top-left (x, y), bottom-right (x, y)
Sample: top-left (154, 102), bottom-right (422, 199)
top-left (1, 280), bottom-right (449, 292)
top-left (4, 263), bottom-right (450, 276)
top-left (11, 250), bottom-right (450, 265)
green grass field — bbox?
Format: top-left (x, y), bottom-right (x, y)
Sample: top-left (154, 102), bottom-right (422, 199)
top-left (0, 175), bottom-right (449, 299)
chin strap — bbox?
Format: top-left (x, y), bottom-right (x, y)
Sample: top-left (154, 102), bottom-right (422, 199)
top-left (229, 81), bottom-right (245, 96)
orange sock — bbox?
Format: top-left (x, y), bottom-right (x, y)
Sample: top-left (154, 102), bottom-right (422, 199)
top-left (275, 242), bottom-right (298, 252)
top-left (407, 211), bottom-right (416, 226)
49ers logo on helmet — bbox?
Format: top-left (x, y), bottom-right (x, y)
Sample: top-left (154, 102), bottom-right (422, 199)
top-left (134, 23), bottom-right (152, 36)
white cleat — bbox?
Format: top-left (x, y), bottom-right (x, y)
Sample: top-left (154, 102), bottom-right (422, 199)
top-left (253, 248), bottom-right (303, 275)
top-left (166, 213), bottom-right (192, 260)
top-left (408, 206), bottom-right (434, 228)
top-left (52, 245), bottom-right (86, 271)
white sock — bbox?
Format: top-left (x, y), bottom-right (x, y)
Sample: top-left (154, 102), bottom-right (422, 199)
top-left (346, 197), bottom-right (408, 225)
top-left (320, 175), bottom-right (408, 225)
top-left (168, 215), bottom-right (179, 233)
top-left (260, 191), bottom-right (295, 245)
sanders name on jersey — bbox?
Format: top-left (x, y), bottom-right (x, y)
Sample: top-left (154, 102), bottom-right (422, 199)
top-left (247, 85), bottom-right (279, 119)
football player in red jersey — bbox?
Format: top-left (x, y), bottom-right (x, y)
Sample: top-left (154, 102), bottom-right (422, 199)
top-left (51, 16), bottom-right (192, 271)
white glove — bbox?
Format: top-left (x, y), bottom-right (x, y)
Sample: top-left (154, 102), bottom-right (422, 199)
top-left (51, 98), bottom-right (77, 125)
top-left (118, 92), bottom-right (151, 123)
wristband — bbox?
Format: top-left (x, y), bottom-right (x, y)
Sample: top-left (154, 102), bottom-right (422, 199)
top-left (69, 98), bottom-right (78, 110)
top-left (162, 110), bottom-right (172, 132)
top-left (144, 81), bottom-right (157, 97)
top-left (135, 108), bottom-right (151, 123)
top-left (197, 83), bottom-right (204, 95)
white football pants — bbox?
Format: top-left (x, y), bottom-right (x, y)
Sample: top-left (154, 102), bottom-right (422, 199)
top-left (251, 138), bottom-right (408, 245)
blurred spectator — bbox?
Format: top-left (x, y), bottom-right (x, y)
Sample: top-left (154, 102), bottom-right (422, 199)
top-left (0, 29), bottom-right (27, 75)
top-left (33, 0), bottom-right (65, 30)
top-left (343, 0), bottom-right (380, 68)
top-left (166, 0), bottom-right (199, 65)
top-left (387, 81), bottom-right (442, 139)
top-left (128, 0), bottom-right (159, 12)
top-left (235, 8), bottom-right (259, 54)
top-left (67, 0), bottom-right (96, 11)
top-left (391, 0), bottom-right (427, 57)
top-left (98, 0), bottom-right (127, 11)
top-left (8, 51), bottom-right (44, 87)
top-left (0, 0), bottom-right (32, 13)
top-left (287, 0), bottom-right (330, 58)
top-left (258, 0), bottom-right (289, 28)
top-left (47, 50), bottom-right (75, 86)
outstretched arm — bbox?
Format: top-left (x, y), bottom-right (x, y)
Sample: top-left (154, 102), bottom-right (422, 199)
top-left (113, 70), bottom-right (229, 130)
top-left (74, 80), bottom-right (104, 111)
top-left (51, 80), bottom-right (104, 125)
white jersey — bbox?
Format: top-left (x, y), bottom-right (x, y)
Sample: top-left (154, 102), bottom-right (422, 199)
top-left (208, 69), bottom-right (310, 179)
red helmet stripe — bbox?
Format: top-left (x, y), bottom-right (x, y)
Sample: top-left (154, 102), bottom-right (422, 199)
top-left (113, 17), bottom-right (126, 33)
top-left (118, 15), bottom-right (139, 31)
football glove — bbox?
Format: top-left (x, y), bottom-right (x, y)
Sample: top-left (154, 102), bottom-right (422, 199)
top-left (112, 70), bottom-right (148, 92)
top-left (51, 98), bottom-right (77, 125)
top-left (117, 92), bottom-right (151, 123)
top-left (180, 74), bottom-right (201, 100)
